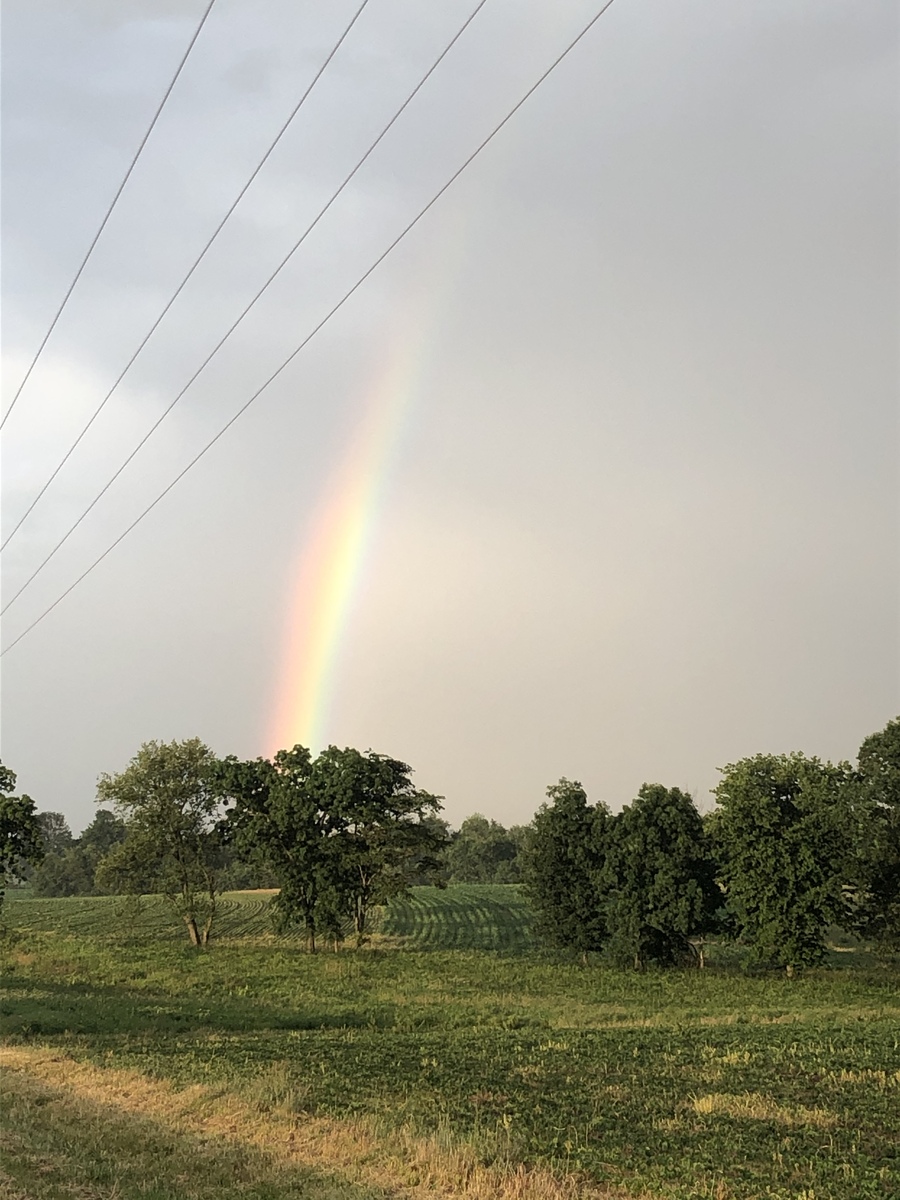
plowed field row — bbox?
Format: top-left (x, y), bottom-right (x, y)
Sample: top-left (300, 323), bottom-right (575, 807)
top-left (4, 885), bottom-right (534, 951)
top-left (380, 885), bottom-right (534, 950)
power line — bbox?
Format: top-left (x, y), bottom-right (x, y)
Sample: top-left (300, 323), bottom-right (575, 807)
top-left (1, 0), bottom-right (372, 550)
top-left (0, 0), bottom-right (219, 432)
top-left (1, 0), bottom-right (619, 658)
top-left (0, 0), bottom-right (490, 605)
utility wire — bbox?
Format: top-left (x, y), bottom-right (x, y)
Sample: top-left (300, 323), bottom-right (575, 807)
top-left (0, 0), bottom-right (489, 605)
top-left (1, 0), bottom-right (619, 658)
top-left (0, 0), bottom-right (219, 432)
top-left (1, 0), bottom-right (371, 550)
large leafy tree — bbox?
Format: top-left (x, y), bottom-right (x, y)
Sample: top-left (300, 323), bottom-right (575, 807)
top-left (0, 763), bottom-right (43, 911)
top-left (522, 778), bottom-right (611, 952)
top-left (94, 739), bottom-right (223, 945)
top-left (216, 745), bottom-right (327, 951)
top-left (851, 717), bottom-right (900, 951)
top-left (314, 746), bottom-right (444, 943)
top-left (711, 753), bottom-right (852, 970)
top-left (217, 745), bottom-right (443, 950)
top-left (604, 784), bottom-right (721, 968)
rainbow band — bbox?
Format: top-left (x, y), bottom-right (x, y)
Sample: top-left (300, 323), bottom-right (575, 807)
top-left (268, 335), bottom-right (417, 753)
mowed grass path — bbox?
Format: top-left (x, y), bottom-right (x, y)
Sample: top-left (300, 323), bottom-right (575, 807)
top-left (2, 887), bottom-right (899, 1200)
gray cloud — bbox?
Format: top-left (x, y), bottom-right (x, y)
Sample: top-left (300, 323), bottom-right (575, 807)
top-left (2, 0), bottom-right (897, 830)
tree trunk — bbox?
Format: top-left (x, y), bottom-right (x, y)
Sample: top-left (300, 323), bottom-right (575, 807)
top-left (184, 916), bottom-right (201, 946)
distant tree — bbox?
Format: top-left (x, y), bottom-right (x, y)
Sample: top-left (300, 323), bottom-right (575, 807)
top-left (446, 814), bottom-right (522, 884)
top-left (32, 809), bottom-right (128, 898)
top-left (32, 846), bottom-right (94, 897)
top-left (0, 763), bottom-right (43, 912)
top-left (30, 812), bottom-right (78, 896)
top-left (712, 753), bottom-right (852, 970)
top-left (94, 739), bottom-right (223, 945)
top-left (522, 779), bottom-right (611, 952)
top-left (80, 810), bottom-right (128, 863)
top-left (403, 814), bottom-right (452, 886)
top-left (604, 784), bottom-right (721, 968)
top-left (851, 717), bottom-right (900, 951)
top-left (37, 812), bottom-right (74, 856)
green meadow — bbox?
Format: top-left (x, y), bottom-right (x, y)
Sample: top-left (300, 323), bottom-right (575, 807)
top-left (2, 886), bottom-right (898, 1200)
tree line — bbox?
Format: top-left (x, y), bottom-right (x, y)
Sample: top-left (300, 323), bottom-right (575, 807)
top-left (525, 721), bottom-right (899, 970)
top-left (1, 716), bottom-right (897, 967)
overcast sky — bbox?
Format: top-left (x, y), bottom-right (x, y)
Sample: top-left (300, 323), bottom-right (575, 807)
top-left (2, 0), bottom-right (897, 833)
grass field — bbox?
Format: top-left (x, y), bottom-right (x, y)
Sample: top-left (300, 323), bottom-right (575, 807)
top-left (2, 886), bottom-right (898, 1199)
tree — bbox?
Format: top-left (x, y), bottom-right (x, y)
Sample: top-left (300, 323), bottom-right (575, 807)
top-left (32, 845), bottom-right (94, 897)
top-left (851, 717), bottom-right (900, 951)
top-left (37, 812), bottom-right (74, 856)
top-left (445, 814), bottom-right (522, 884)
top-left (604, 784), bottom-right (721, 968)
top-left (521, 779), bottom-right (611, 952)
top-left (80, 810), bottom-right (128, 863)
top-left (32, 809), bottom-right (128, 899)
top-left (712, 753), bottom-right (852, 970)
top-left (216, 745), bottom-right (324, 951)
top-left (317, 746), bottom-right (444, 943)
top-left (0, 763), bottom-right (44, 912)
top-left (94, 739), bottom-right (223, 945)
top-left (217, 745), bottom-right (444, 951)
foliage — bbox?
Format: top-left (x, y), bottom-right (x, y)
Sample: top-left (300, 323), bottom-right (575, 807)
top-left (712, 753), bottom-right (853, 969)
top-left (604, 784), bottom-right (722, 968)
top-left (852, 716), bottom-right (900, 950)
top-left (31, 811), bottom-right (130, 899)
top-left (217, 745), bottom-right (444, 950)
top-left (0, 762), bottom-right (43, 911)
top-left (445, 814), bottom-right (528, 884)
top-left (37, 812), bottom-right (74, 855)
top-left (521, 779), bottom-right (610, 951)
top-left (94, 739), bottom-right (223, 945)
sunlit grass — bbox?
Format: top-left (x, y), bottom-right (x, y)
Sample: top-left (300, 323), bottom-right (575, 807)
top-left (2, 887), bottom-right (898, 1199)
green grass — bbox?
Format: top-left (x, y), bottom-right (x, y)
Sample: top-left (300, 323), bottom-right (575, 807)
top-left (2, 887), bottom-right (899, 1199)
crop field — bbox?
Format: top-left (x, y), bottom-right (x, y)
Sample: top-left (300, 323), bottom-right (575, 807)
top-left (3, 884), bottom-right (534, 950)
top-left (380, 884), bottom-right (535, 950)
top-left (2, 887), bottom-right (899, 1200)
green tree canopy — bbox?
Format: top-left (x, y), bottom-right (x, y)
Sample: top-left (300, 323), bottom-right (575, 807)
top-left (711, 753), bottom-right (852, 970)
top-left (852, 716), bottom-right (900, 950)
top-left (94, 739), bottom-right (223, 945)
top-left (37, 812), bottom-right (74, 856)
top-left (445, 814), bottom-right (523, 884)
top-left (605, 784), bottom-right (721, 968)
top-left (522, 778), bottom-right (611, 952)
top-left (217, 745), bottom-right (443, 950)
top-left (0, 763), bottom-right (43, 910)
top-left (32, 809), bottom-right (129, 899)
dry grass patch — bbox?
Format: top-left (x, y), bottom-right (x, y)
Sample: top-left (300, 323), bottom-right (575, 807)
top-left (0, 1046), bottom-right (642, 1200)
top-left (690, 1092), bottom-right (838, 1128)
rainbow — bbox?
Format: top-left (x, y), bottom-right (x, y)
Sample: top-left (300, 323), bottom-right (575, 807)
top-left (267, 326), bottom-right (426, 755)
top-left (267, 201), bottom-right (472, 756)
